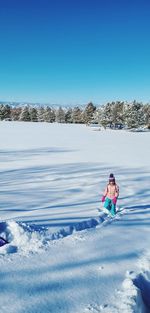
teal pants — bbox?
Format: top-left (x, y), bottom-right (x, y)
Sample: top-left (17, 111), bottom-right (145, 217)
top-left (104, 197), bottom-right (116, 216)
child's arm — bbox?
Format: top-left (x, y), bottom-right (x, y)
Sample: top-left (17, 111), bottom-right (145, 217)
top-left (115, 185), bottom-right (119, 197)
top-left (102, 185), bottom-right (108, 202)
top-left (103, 186), bottom-right (108, 197)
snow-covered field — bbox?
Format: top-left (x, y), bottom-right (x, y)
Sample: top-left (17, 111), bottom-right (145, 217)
top-left (0, 121), bottom-right (150, 313)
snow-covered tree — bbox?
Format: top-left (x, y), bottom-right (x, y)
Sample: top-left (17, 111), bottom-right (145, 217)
top-left (111, 101), bottom-right (124, 127)
top-left (99, 103), bottom-right (113, 128)
top-left (65, 108), bottom-right (73, 123)
top-left (11, 107), bottom-right (22, 121)
top-left (29, 107), bottom-right (38, 122)
top-left (37, 107), bottom-right (45, 122)
top-left (19, 106), bottom-right (31, 121)
top-left (55, 107), bottom-right (65, 123)
top-left (91, 107), bottom-right (101, 124)
top-left (143, 104), bottom-right (150, 128)
top-left (43, 106), bottom-right (56, 123)
top-left (124, 101), bottom-right (144, 128)
top-left (82, 102), bottom-right (96, 124)
top-left (72, 107), bottom-right (83, 123)
top-left (0, 104), bottom-right (11, 120)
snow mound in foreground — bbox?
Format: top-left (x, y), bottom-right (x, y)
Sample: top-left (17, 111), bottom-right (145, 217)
top-left (0, 212), bottom-right (118, 255)
top-left (85, 270), bottom-right (150, 313)
top-left (0, 218), bottom-right (100, 255)
top-left (0, 220), bottom-right (45, 255)
top-left (0, 209), bottom-right (124, 255)
top-left (105, 271), bottom-right (150, 313)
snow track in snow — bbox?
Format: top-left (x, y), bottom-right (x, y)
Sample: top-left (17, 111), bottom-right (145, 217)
top-left (84, 253), bottom-right (150, 313)
top-left (0, 208), bottom-right (125, 255)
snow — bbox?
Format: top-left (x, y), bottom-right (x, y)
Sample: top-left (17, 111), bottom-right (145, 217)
top-left (0, 121), bottom-right (150, 313)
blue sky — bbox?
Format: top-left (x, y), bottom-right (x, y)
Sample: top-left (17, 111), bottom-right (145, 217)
top-left (0, 0), bottom-right (150, 105)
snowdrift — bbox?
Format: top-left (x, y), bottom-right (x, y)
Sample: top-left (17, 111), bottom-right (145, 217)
top-left (0, 220), bottom-right (44, 254)
top-left (1, 215), bottom-right (150, 313)
top-left (0, 210), bottom-right (123, 255)
top-left (85, 265), bottom-right (150, 313)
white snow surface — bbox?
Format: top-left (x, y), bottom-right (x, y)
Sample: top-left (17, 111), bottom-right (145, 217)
top-left (0, 122), bottom-right (150, 313)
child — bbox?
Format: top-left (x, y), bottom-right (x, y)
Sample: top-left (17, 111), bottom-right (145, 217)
top-left (101, 173), bottom-right (119, 216)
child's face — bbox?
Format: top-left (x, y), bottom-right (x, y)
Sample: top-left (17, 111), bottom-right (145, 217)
top-left (109, 180), bottom-right (115, 185)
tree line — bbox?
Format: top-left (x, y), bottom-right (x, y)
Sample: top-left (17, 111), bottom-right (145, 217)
top-left (0, 101), bottom-right (150, 129)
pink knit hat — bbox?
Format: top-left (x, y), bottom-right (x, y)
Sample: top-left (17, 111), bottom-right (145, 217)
top-left (109, 173), bottom-right (115, 182)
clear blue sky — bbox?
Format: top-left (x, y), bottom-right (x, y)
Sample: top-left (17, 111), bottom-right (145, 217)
top-left (0, 0), bottom-right (150, 105)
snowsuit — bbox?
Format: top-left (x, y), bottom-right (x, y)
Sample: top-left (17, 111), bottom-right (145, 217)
top-left (103, 183), bottom-right (119, 216)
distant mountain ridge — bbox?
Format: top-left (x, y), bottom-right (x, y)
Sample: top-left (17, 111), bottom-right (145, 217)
top-left (0, 101), bottom-right (86, 110)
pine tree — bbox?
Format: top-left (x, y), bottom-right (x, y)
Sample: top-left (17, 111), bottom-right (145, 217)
top-left (143, 104), bottom-right (150, 128)
top-left (92, 107), bottom-right (101, 124)
top-left (111, 101), bottom-right (124, 128)
top-left (0, 104), bottom-right (11, 120)
top-left (72, 107), bottom-right (83, 123)
top-left (0, 105), bottom-right (5, 120)
top-left (43, 106), bottom-right (55, 122)
top-left (37, 107), bottom-right (45, 122)
top-left (19, 106), bottom-right (31, 121)
top-left (124, 101), bottom-right (144, 128)
top-left (11, 107), bottom-right (22, 121)
top-left (30, 107), bottom-right (38, 122)
top-left (99, 103), bottom-right (113, 128)
top-left (82, 102), bottom-right (96, 124)
top-left (56, 107), bottom-right (65, 123)
top-left (65, 108), bottom-right (73, 123)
